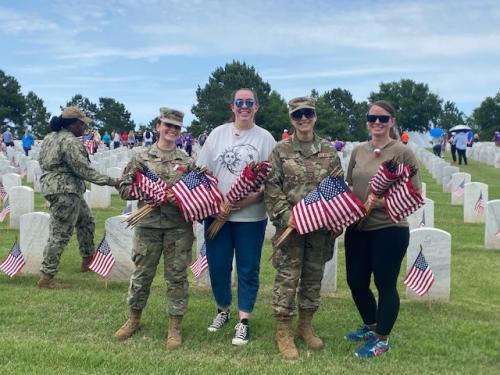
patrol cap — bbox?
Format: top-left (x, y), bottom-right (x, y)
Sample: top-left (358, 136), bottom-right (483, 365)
top-left (288, 96), bottom-right (316, 114)
top-left (159, 107), bottom-right (184, 128)
top-left (61, 106), bottom-right (92, 124)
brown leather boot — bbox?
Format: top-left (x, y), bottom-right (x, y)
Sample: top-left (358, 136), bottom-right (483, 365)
top-left (37, 272), bottom-right (69, 289)
top-left (81, 256), bottom-right (93, 272)
top-left (297, 309), bottom-right (324, 350)
top-left (166, 316), bottom-right (183, 349)
top-left (276, 316), bottom-right (299, 360)
top-left (115, 309), bottom-right (142, 340)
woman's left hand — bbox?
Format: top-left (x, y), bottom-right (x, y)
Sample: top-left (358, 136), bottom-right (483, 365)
top-left (233, 187), bottom-right (264, 210)
top-left (366, 194), bottom-right (385, 209)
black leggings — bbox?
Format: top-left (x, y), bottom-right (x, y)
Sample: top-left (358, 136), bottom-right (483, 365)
top-left (345, 226), bottom-right (409, 336)
top-left (457, 148), bottom-right (467, 165)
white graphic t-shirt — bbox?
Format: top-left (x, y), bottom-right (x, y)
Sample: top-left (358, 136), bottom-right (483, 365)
top-left (196, 122), bottom-right (276, 222)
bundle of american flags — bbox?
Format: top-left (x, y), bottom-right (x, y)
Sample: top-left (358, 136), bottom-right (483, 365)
top-left (0, 184), bottom-right (7, 202)
top-left (88, 237), bottom-right (115, 277)
top-left (367, 159), bottom-right (424, 223)
top-left (77, 135), bottom-right (95, 155)
top-left (125, 166), bottom-right (222, 227)
top-left (404, 246), bottom-right (435, 296)
top-left (0, 242), bottom-right (25, 278)
top-left (207, 161), bottom-right (272, 239)
top-left (275, 167), bottom-right (366, 247)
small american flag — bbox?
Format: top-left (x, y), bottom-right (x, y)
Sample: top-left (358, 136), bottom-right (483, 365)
top-left (171, 169), bottom-right (223, 222)
top-left (292, 188), bottom-right (328, 235)
top-left (0, 185), bottom-right (7, 201)
top-left (130, 166), bottom-right (169, 203)
top-left (496, 228), bottom-right (500, 239)
top-left (122, 203), bottom-right (133, 215)
top-left (0, 198), bottom-right (11, 222)
top-left (473, 191), bottom-right (485, 216)
top-left (88, 237), bottom-right (115, 277)
top-left (190, 241), bottom-right (208, 278)
top-left (404, 247), bottom-right (435, 296)
top-left (84, 139), bottom-right (95, 155)
top-left (453, 180), bottom-right (465, 197)
top-left (0, 242), bottom-right (25, 277)
top-left (419, 210), bottom-right (426, 227)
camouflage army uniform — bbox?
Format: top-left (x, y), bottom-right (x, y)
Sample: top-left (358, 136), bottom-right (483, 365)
top-left (265, 133), bottom-right (342, 317)
top-left (119, 144), bottom-right (195, 317)
top-left (39, 128), bottom-right (117, 276)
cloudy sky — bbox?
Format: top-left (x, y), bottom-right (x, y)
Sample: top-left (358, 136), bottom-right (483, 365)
top-left (1, 0), bottom-right (499, 126)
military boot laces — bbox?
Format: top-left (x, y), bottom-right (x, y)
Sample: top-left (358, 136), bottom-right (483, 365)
top-left (297, 310), bottom-right (324, 350)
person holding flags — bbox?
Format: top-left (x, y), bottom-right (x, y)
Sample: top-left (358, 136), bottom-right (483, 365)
top-left (114, 107), bottom-right (195, 350)
top-left (264, 96), bottom-right (341, 360)
top-left (37, 107), bottom-right (120, 289)
top-left (344, 100), bottom-right (422, 358)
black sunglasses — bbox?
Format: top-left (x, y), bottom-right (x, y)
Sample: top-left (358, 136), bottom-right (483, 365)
top-left (291, 108), bottom-right (316, 120)
top-left (234, 98), bottom-right (255, 108)
top-left (367, 114), bottom-right (391, 123)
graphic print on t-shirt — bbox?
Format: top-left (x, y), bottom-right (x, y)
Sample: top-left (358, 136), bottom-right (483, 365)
top-left (218, 144), bottom-right (259, 175)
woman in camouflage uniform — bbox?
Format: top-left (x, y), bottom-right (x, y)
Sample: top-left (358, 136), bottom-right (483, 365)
top-left (38, 107), bottom-right (119, 289)
top-left (114, 108), bottom-right (195, 350)
top-left (265, 97), bottom-right (342, 360)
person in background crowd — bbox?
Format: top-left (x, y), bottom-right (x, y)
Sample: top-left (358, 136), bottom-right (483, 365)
top-left (344, 100), bottom-right (421, 358)
top-left (493, 130), bottom-right (500, 147)
top-left (102, 131), bottom-right (111, 148)
top-left (198, 131), bottom-right (208, 146)
top-left (335, 138), bottom-right (345, 152)
top-left (197, 88), bottom-right (276, 346)
top-left (449, 131), bottom-right (457, 163)
top-left (3, 127), bottom-right (14, 147)
top-left (22, 128), bottom-right (35, 156)
top-left (431, 135), bottom-right (443, 157)
top-left (143, 129), bottom-right (154, 146)
top-left (37, 107), bottom-right (120, 289)
top-left (175, 134), bottom-right (183, 149)
top-left (184, 131), bottom-right (192, 156)
top-left (400, 131), bottom-right (409, 145)
top-left (281, 129), bottom-right (289, 140)
top-left (113, 130), bottom-right (121, 149)
top-left (115, 107), bottom-right (194, 349)
top-left (121, 132), bottom-right (129, 147)
top-left (473, 133), bottom-right (479, 145)
top-left (128, 130), bottom-right (136, 149)
top-left (265, 96), bottom-right (340, 360)
top-left (454, 130), bottom-right (469, 165)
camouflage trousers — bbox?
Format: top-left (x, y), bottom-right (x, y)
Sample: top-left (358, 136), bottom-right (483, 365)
top-left (271, 228), bottom-right (334, 317)
top-left (41, 193), bottom-right (95, 276)
top-left (127, 226), bottom-right (194, 316)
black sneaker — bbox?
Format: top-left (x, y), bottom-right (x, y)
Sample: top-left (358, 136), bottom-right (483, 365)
top-left (232, 322), bottom-right (249, 346)
top-left (208, 311), bottom-right (230, 332)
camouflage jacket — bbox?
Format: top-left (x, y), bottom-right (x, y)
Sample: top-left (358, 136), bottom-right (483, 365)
top-left (119, 144), bottom-right (195, 229)
top-left (264, 133), bottom-right (342, 229)
top-left (39, 129), bottom-right (116, 196)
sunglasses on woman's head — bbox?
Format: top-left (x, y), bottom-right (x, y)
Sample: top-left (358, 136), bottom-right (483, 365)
top-left (291, 108), bottom-right (316, 120)
top-left (234, 99), bottom-right (255, 108)
top-left (366, 114), bottom-right (391, 123)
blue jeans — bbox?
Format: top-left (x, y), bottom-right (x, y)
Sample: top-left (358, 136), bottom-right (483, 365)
top-left (204, 218), bottom-right (267, 313)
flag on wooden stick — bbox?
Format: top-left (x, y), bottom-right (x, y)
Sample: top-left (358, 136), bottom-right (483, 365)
top-left (0, 242), bottom-right (25, 277)
top-left (404, 246), bottom-right (435, 296)
top-left (88, 237), bottom-right (115, 277)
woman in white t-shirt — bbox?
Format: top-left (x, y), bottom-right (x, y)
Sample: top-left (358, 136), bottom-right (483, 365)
top-left (196, 88), bottom-right (276, 346)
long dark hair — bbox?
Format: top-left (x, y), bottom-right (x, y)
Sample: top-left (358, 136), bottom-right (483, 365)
top-left (49, 116), bottom-right (79, 132)
top-left (368, 100), bottom-right (399, 140)
top-left (227, 88), bottom-right (259, 123)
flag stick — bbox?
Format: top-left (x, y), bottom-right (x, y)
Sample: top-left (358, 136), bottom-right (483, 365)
top-left (104, 277), bottom-right (108, 289)
top-left (426, 290), bottom-right (432, 310)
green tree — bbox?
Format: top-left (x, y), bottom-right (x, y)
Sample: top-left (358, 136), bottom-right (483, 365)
top-left (257, 90), bottom-right (289, 140)
top-left (24, 91), bottom-right (51, 138)
top-left (0, 70), bottom-right (26, 130)
top-left (95, 97), bottom-right (135, 134)
top-left (191, 60), bottom-right (271, 131)
top-left (64, 94), bottom-right (99, 127)
top-left (437, 101), bottom-right (467, 130)
top-left (369, 79), bottom-right (442, 132)
top-left (471, 91), bottom-right (500, 140)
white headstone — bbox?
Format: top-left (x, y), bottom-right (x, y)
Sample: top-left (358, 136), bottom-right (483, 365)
top-left (408, 197), bottom-right (434, 229)
top-left (2, 173), bottom-right (21, 193)
top-left (495, 151), bottom-right (500, 168)
top-left (9, 186), bottom-right (34, 229)
top-left (406, 228), bottom-right (451, 301)
top-left (104, 216), bottom-right (135, 281)
top-left (19, 212), bottom-right (50, 275)
top-left (450, 172), bottom-right (471, 205)
top-left (421, 182), bottom-right (426, 198)
top-left (107, 167), bottom-right (122, 195)
top-left (441, 166), bottom-right (459, 193)
top-left (193, 222), bottom-right (210, 287)
top-left (320, 240), bottom-right (338, 294)
top-left (464, 182), bottom-right (488, 223)
top-left (90, 184), bottom-right (111, 208)
top-left (484, 200), bottom-right (500, 250)
top-left (84, 190), bottom-right (91, 207)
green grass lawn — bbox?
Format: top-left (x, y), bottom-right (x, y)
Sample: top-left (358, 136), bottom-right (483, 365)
top-left (1, 157), bottom-right (500, 374)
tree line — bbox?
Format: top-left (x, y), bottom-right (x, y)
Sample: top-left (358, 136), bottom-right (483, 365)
top-left (1, 61), bottom-right (499, 141)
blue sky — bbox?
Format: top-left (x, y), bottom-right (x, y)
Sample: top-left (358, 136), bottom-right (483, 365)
top-left (1, 0), bottom-right (499, 127)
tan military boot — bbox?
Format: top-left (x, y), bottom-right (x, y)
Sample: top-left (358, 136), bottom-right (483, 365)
top-left (115, 309), bottom-right (142, 340)
top-left (81, 256), bottom-right (93, 272)
top-left (297, 309), bottom-right (324, 350)
top-left (166, 316), bottom-right (183, 349)
top-left (276, 317), bottom-right (299, 360)
top-left (37, 272), bottom-right (69, 289)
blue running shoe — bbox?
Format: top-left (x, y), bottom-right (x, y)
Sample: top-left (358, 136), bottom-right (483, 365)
top-left (344, 326), bottom-right (376, 342)
top-left (354, 338), bottom-right (390, 358)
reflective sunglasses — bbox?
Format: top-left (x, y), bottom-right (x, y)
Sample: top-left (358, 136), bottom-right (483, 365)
top-left (366, 114), bottom-right (391, 123)
top-left (234, 98), bottom-right (255, 108)
top-left (291, 108), bottom-right (316, 120)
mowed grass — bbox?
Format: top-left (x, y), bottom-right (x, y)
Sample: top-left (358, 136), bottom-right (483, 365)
top-left (1, 154), bottom-right (500, 374)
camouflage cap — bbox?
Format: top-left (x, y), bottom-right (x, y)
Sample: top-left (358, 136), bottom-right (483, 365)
top-left (61, 106), bottom-right (92, 124)
top-left (159, 107), bottom-right (184, 128)
top-left (288, 96), bottom-right (316, 114)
